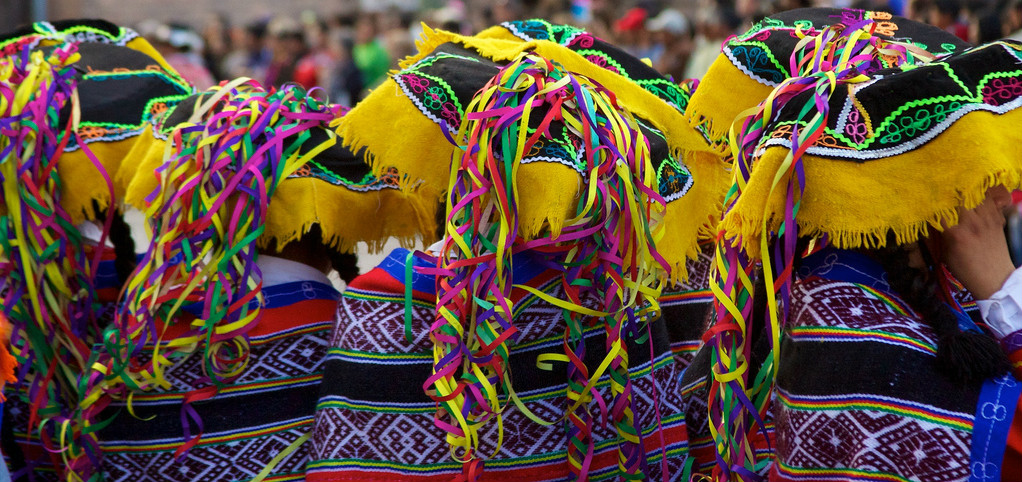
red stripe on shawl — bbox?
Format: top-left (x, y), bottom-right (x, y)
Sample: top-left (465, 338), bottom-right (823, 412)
top-left (154, 298), bottom-right (337, 343)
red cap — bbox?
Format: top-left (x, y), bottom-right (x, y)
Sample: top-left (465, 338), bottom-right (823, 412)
top-left (615, 7), bottom-right (648, 32)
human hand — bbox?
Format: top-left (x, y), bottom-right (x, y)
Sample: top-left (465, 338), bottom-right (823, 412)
top-left (940, 186), bottom-right (1015, 300)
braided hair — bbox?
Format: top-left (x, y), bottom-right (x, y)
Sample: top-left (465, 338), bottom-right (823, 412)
top-left (874, 237), bottom-right (1009, 385)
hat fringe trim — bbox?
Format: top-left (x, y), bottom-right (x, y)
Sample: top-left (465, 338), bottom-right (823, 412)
top-left (257, 180), bottom-right (437, 254)
top-left (340, 25), bottom-right (727, 277)
top-left (684, 60), bottom-right (774, 155)
top-left (722, 168), bottom-right (1022, 256)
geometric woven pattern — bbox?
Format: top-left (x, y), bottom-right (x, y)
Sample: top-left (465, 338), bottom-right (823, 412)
top-left (661, 242), bottom-right (715, 369)
top-left (309, 251), bottom-right (691, 480)
top-left (789, 277), bottom-right (937, 348)
top-left (773, 274), bottom-right (979, 482)
top-left (774, 408), bottom-right (972, 482)
top-left (103, 427), bottom-right (308, 482)
top-left (97, 281), bottom-right (340, 481)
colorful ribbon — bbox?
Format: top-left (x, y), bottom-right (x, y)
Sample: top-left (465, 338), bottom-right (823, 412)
top-left (85, 80), bottom-right (339, 457)
top-left (706, 18), bottom-right (919, 481)
top-left (430, 52), bottom-right (668, 480)
top-left (0, 44), bottom-right (120, 481)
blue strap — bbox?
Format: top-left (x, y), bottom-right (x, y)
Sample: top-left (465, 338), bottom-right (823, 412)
top-left (379, 248), bottom-right (438, 295)
top-left (969, 373), bottom-right (1022, 482)
top-left (182, 280), bottom-right (339, 317)
top-left (797, 246), bottom-right (890, 291)
top-left (379, 247), bottom-right (549, 295)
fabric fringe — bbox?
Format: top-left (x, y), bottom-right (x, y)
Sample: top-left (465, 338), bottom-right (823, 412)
top-left (660, 149), bottom-right (728, 283)
top-left (721, 108), bottom-right (1022, 255)
top-left (259, 177), bottom-right (437, 254)
top-left (338, 24), bottom-right (725, 278)
top-left (331, 79), bottom-right (454, 199)
top-left (684, 59), bottom-right (775, 154)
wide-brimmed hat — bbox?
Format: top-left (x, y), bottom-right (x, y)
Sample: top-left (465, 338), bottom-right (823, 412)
top-left (725, 40), bottom-right (1022, 252)
top-left (0, 38), bottom-right (190, 479)
top-left (337, 24), bottom-right (725, 280)
top-left (703, 22), bottom-right (1022, 479)
top-left (685, 7), bottom-right (970, 154)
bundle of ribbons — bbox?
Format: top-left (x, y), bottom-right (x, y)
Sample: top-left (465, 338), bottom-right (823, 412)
top-left (705, 18), bottom-right (920, 481)
top-left (0, 44), bottom-right (113, 480)
top-left (427, 52), bottom-right (669, 479)
top-left (86, 80), bottom-right (340, 455)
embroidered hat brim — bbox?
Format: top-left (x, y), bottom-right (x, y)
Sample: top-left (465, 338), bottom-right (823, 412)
top-left (0, 19), bottom-right (177, 74)
top-left (52, 42), bottom-right (192, 222)
top-left (686, 7), bottom-right (970, 155)
top-left (337, 24), bottom-right (727, 280)
top-left (123, 88), bottom-right (434, 253)
top-left (725, 40), bottom-right (1022, 253)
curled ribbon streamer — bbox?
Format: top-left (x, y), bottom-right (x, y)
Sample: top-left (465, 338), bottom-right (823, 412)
top-left (430, 52), bottom-right (668, 481)
top-left (0, 43), bottom-right (123, 481)
top-left (708, 18), bottom-right (918, 482)
top-left (84, 81), bottom-right (340, 459)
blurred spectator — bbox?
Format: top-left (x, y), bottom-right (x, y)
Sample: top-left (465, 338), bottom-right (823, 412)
top-left (685, 2), bottom-right (741, 80)
top-left (586, 0), bottom-right (618, 42)
top-left (928, 0), bottom-right (970, 42)
top-left (1005, 0), bottom-right (1022, 40)
top-left (328, 31), bottom-right (364, 106)
top-left (381, 7), bottom-right (416, 65)
top-left (295, 11), bottom-right (339, 93)
top-left (146, 21), bottom-right (216, 90)
top-left (905, 0), bottom-right (934, 22)
top-left (616, 7), bottom-right (659, 61)
top-left (969, 8), bottom-right (1002, 44)
top-left (648, 8), bottom-right (694, 82)
top-left (264, 17), bottom-right (306, 87)
top-left (200, 13), bottom-right (231, 81)
top-left (353, 14), bottom-right (392, 89)
top-left (491, 0), bottom-right (523, 25)
top-left (222, 21), bottom-right (271, 83)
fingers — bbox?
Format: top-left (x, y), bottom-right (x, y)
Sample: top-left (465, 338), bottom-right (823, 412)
top-left (948, 194), bottom-right (1007, 237)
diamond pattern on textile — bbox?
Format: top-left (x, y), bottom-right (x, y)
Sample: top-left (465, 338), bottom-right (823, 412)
top-left (102, 427), bottom-right (309, 482)
top-left (790, 277), bottom-right (937, 346)
top-left (157, 329), bottom-right (329, 390)
top-left (311, 357), bottom-right (686, 470)
top-left (332, 296), bottom-right (433, 352)
top-left (775, 408), bottom-right (972, 482)
top-left (337, 281), bottom-right (598, 353)
top-left (316, 265), bottom-right (689, 479)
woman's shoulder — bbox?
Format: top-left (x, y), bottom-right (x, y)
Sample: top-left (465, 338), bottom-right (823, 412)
top-left (791, 275), bottom-right (937, 349)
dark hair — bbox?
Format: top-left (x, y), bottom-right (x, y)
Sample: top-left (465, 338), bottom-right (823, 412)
top-left (935, 0), bottom-right (962, 17)
top-left (261, 224), bottom-right (360, 283)
top-left (246, 21), bottom-right (268, 40)
top-left (434, 200), bottom-right (446, 241)
top-left (91, 202), bottom-right (137, 285)
top-left (328, 250), bottom-right (359, 284)
top-left (975, 9), bottom-right (1004, 44)
top-left (874, 239), bottom-right (1008, 385)
top-left (108, 210), bottom-right (137, 285)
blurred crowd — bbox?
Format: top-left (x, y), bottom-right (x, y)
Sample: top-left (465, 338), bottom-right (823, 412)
top-left (134, 0), bottom-right (1022, 103)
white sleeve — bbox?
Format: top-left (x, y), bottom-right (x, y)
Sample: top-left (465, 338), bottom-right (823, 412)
top-left (978, 266), bottom-right (1022, 340)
